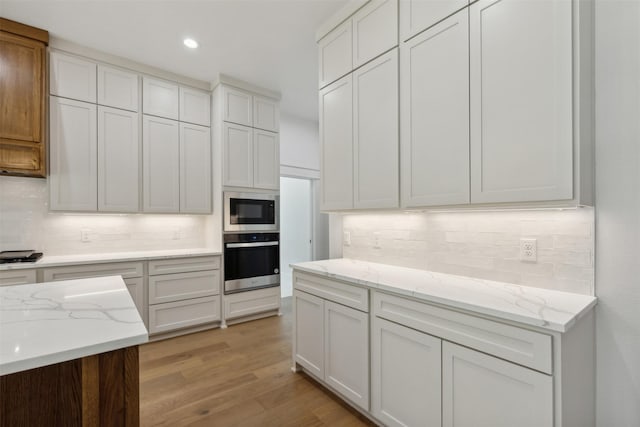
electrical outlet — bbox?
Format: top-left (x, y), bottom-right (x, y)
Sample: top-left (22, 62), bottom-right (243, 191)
top-left (343, 231), bottom-right (351, 246)
top-left (373, 232), bottom-right (382, 249)
top-left (80, 228), bottom-right (91, 243)
top-left (520, 238), bottom-right (537, 262)
top-left (173, 228), bottom-right (181, 240)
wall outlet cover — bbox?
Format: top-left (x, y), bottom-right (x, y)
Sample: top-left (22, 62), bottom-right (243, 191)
top-left (520, 238), bottom-right (537, 262)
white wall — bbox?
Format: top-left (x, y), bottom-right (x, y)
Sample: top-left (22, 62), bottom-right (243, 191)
top-left (279, 112), bottom-right (320, 176)
top-left (594, 1), bottom-right (640, 425)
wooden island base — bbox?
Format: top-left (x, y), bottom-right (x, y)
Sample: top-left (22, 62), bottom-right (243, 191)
top-left (0, 346), bottom-right (139, 427)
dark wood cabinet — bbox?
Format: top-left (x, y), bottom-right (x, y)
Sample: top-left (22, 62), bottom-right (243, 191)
top-left (0, 18), bottom-right (48, 177)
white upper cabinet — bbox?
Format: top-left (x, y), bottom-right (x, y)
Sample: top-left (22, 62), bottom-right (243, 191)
top-left (352, 0), bottom-right (398, 68)
top-left (253, 96), bottom-right (279, 132)
top-left (253, 129), bottom-right (280, 190)
top-left (143, 77), bottom-right (179, 120)
top-left (97, 65), bottom-right (139, 111)
top-left (353, 48), bottom-right (399, 209)
top-left (49, 96), bottom-right (97, 211)
top-left (180, 123), bottom-right (212, 213)
top-left (142, 115), bottom-right (180, 212)
top-left (318, 19), bottom-right (353, 89)
top-left (222, 86), bottom-right (253, 127)
top-left (469, 0), bottom-right (573, 204)
top-left (320, 75), bottom-right (353, 210)
top-left (50, 51), bottom-right (97, 103)
top-left (179, 87), bottom-right (211, 127)
top-left (401, 9), bottom-right (470, 208)
top-left (98, 106), bottom-right (140, 212)
top-left (223, 122), bottom-right (253, 188)
top-left (400, 0), bottom-right (469, 41)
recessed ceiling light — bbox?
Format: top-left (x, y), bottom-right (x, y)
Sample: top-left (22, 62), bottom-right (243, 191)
top-left (183, 38), bottom-right (198, 49)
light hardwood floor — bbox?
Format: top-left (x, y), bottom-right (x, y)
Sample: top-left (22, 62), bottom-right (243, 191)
top-left (139, 297), bottom-right (375, 426)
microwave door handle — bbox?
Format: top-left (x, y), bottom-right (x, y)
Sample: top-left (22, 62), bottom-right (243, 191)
top-left (226, 241), bottom-right (279, 249)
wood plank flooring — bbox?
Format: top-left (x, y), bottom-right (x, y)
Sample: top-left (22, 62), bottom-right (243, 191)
top-left (139, 297), bottom-right (375, 426)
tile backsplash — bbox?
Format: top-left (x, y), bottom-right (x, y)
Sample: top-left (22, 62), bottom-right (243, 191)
top-left (0, 176), bottom-right (211, 255)
top-left (342, 208), bottom-right (594, 295)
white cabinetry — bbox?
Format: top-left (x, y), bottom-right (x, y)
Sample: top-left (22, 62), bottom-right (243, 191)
top-left (97, 65), bottom-right (139, 111)
top-left (222, 122), bottom-right (253, 188)
top-left (400, 0), bottom-right (468, 41)
top-left (143, 77), bottom-right (179, 120)
top-left (180, 123), bottom-right (212, 213)
top-left (401, 10), bottom-right (469, 207)
top-left (222, 86), bottom-right (253, 127)
top-left (253, 96), bottom-right (279, 132)
top-left (143, 115), bottom-right (180, 212)
top-left (179, 87), bottom-right (211, 126)
top-left (293, 290), bottom-right (324, 378)
top-left (50, 51), bottom-right (97, 103)
top-left (0, 269), bottom-right (36, 286)
top-left (253, 129), bottom-right (280, 190)
top-left (352, 0), bottom-right (398, 68)
top-left (223, 286), bottom-right (281, 322)
top-left (318, 20), bottom-right (352, 89)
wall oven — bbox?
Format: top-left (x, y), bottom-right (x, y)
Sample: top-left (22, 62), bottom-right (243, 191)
top-left (224, 232), bottom-right (280, 294)
top-left (224, 192), bottom-right (279, 232)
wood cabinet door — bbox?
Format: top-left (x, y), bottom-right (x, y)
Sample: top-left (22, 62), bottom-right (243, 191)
top-left (372, 317), bottom-right (442, 427)
top-left (223, 122), bottom-right (253, 188)
top-left (469, 0), bottom-right (573, 203)
top-left (179, 123), bottom-right (212, 213)
top-left (400, 9), bottom-right (470, 208)
top-left (253, 96), bottom-right (279, 132)
top-left (98, 106), bottom-right (140, 212)
top-left (324, 300), bottom-right (369, 411)
top-left (399, 0), bottom-right (468, 41)
top-left (318, 19), bottom-right (352, 89)
top-left (353, 48), bottom-right (398, 209)
top-left (179, 87), bottom-right (211, 127)
top-left (142, 115), bottom-right (179, 213)
top-left (352, 0), bottom-right (398, 68)
top-left (97, 65), bottom-right (139, 112)
top-left (253, 129), bottom-right (279, 190)
top-left (442, 341), bottom-right (553, 427)
top-left (293, 290), bottom-right (325, 379)
top-left (222, 86), bottom-right (253, 127)
top-left (320, 75), bottom-right (353, 210)
top-left (143, 77), bottom-right (179, 120)
top-left (49, 51), bottom-right (96, 103)
top-left (49, 96), bottom-right (97, 211)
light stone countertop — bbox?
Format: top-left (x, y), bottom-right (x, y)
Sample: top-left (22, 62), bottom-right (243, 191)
top-left (291, 258), bottom-right (597, 333)
top-left (0, 275), bottom-right (148, 376)
top-left (0, 248), bottom-right (222, 271)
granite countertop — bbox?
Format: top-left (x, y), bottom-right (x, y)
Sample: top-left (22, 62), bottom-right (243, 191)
top-left (0, 275), bottom-right (148, 376)
top-left (0, 248), bottom-right (223, 271)
top-left (291, 258), bottom-right (597, 333)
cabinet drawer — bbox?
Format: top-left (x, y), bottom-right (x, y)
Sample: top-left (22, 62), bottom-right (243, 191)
top-left (224, 286), bottom-right (280, 320)
top-left (149, 270), bottom-right (220, 304)
top-left (373, 292), bottom-right (552, 374)
top-left (0, 269), bottom-right (37, 286)
top-left (148, 256), bottom-right (220, 276)
top-left (294, 272), bottom-right (368, 312)
top-left (148, 296), bottom-right (220, 334)
top-left (42, 262), bottom-right (143, 281)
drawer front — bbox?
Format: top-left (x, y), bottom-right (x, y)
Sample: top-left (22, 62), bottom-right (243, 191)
top-left (224, 286), bottom-right (281, 320)
top-left (148, 256), bottom-right (220, 276)
top-left (148, 296), bottom-right (220, 334)
top-left (293, 272), bottom-right (369, 312)
top-left (149, 270), bottom-right (220, 304)
top-left (373, 292), bottom-right (552, 374)
top-left (42, 262), bottom-right (143, 281)
top-left (0, 269), bottom-right (37, 286)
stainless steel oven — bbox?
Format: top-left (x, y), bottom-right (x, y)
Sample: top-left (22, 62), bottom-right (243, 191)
top-left (224, 232), bottom-right (280, 294)
top-left (224, 192), bottom-right (279, 232)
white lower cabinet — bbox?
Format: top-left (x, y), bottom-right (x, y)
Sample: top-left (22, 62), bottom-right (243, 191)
top-left (149, 296), bottom-right (220, 335)
top-left (223, 286), bottom-right (281, 322)
top-left (293, 290), bottom-right (324, 378)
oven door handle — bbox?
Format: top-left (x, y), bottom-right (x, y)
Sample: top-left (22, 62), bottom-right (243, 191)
top-left (226, 241), bottom-right (279, 249)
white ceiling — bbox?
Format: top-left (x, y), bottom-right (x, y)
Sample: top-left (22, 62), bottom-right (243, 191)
top-left (2, 0), bottom-right (348, 121)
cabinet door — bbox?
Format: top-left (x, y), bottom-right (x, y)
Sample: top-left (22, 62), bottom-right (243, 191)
top-left (222, 86), bottom-right (253, 127)
top-left (98, 106), bottom-right (140, 212)
top-left (293, 290), bottom-right (324, 379)
top-left (49, 51), bottom-right (96, 103)
top-left (49, 96), bottom-right (97, 211)
top-left (470, 0), bottom-right (572, 203)
top-left (318, 19), bottom-right (352, 89)
top-left (442, 341), bottom-right (553, 427)
top-left (253, 129), bottom-right (279, 190)
top-left (324, 300), bottom-right (369, 411)
top-left (97, 65), bottom-right (139, 111)
top-left (320, 75), bottom-right (353, 210)
top-left (372, 317), bottom-right (441, 427)
top-left (223, 122), bottom-right (253, 188)
top-left (401, 9), bottom-right (469, 207)
top-left (400, 0), bottom-right (468, 41)
top-left (142, 115), bottom-right (179, 212)
top-left (353, 48), bottom-right (398, 209)
top-left (180, 123), bottom-right (212, 213)
top-left (148, 295), bottom-right (220, 335)
top-left (253, 96), bottom-right (279, 132)
top-left (179, 87), bottom-right (211, 126)
top-left (352, 0), bottom-right (398, 68)
top-left (143, 77), bottom-right (179, 120)
top-left (0, 269), bottom-right (36, 286)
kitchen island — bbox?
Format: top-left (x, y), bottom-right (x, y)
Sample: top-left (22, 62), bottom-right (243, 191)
top-left (0, 275), bottom-right (148, 426)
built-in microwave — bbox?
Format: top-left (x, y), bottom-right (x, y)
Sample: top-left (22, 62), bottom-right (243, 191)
top-left (224, 192), bottom-right (279, 232)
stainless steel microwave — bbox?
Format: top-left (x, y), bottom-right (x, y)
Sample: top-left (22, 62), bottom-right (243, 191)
top-left (224, 192), bottom-right (279, 232)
